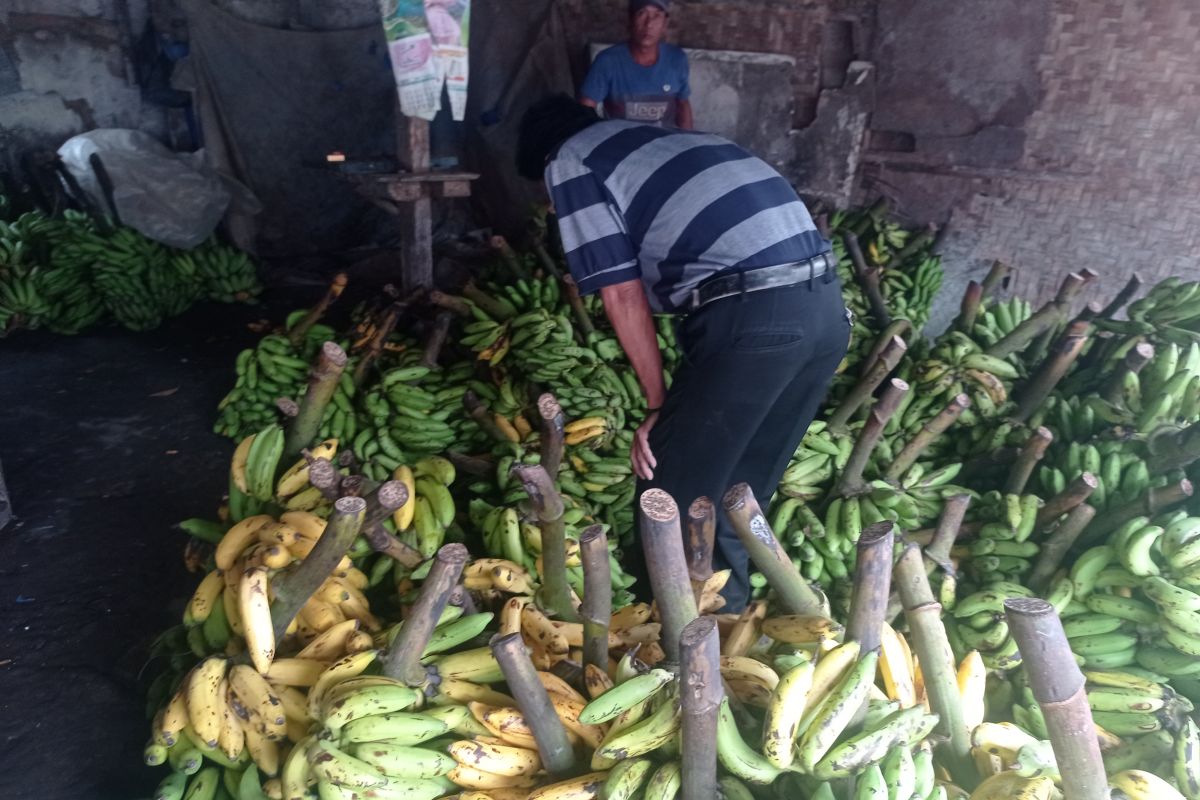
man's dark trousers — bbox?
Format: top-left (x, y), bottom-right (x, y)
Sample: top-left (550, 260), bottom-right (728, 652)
top-left (632, 270), bottom-right (849, 612)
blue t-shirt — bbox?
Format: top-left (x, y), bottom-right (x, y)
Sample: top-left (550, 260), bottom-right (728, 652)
top-left (580, 43), bottom-right (690, 128)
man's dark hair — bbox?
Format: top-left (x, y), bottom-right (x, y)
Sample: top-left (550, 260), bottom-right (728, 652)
top-left (515, 94), bottom-right (602, 180)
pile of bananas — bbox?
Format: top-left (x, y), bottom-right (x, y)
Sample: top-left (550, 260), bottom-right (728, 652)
top-left (0, 199), bottom-right (260, 336)
top-left (827, 206), bottom-right (944, 344)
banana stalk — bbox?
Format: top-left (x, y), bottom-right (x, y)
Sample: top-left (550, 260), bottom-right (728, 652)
top-left (308, 456), bottom-right (342, 501)
top-left (1080, 479), bottom-right (1194, 545)
top-left (679, 617), bottom-right (721, 800)
top-left (269, 496), bottom-right (366, 641)
top-left (640, 489), bottom-right (701, 663)
top-left (1097, 272), bottom-right (1144, 320)
top-left (463, 390), bottom-right (516, 444)
top-left (383, 543), bottom-right (469, 685)
top-left (957, 280), bottom-right (984, 333)
top-left (283, 341), bottom-right (348, 463)
top-left (723, 483), bottom-right (828, 618)
top-left (353, 302), bottom-right (403, 387)
top-left (846, 522), bottom-right (896, 730)
top-left (827, 335), bottom-right (908, 431)
top-left (1004, 426), bottom-right (1054, 495)
top-left (363, 523), bottom-right (424, 568)
top-left (513, 464), bottom-right (579, 623)
top-left (894, 544), bottom-right (975, 788)
top-left (1027, 504), bottom-right (1096, 595)
top-left (1012, 321), bottom-right (1091, 424)
top-left (1034, 472), bottom-right (1098, 530)
top-left (979, 259), bottom-right (1013, 299)
top-left (686, 496), bottom-right (716, 592)
top-left (1100, 342), bottom-right (1155, 405)
top-left (286, 272), bottom-right (347, 348)
top-left (842, 230), bottom-right (891, 328)
top-left (492, 632), bottom-right (577, 776)
top-left (420, 310), bottom-right (454, 369)
top-left (986, 271), bottom-right (1089, 360)
top-left (579, 525), bottom-right (612, 676)
top-left (833, 378), bottom-right (909, 497)
top-left (1148, 421), bottom-right (1200, 473)
top-left (886, 393), bottom-right (971, 481)
top-left (537, 394), bottom-right (565, 481)
top-left (1004, 598), bottom-right (1109, 800)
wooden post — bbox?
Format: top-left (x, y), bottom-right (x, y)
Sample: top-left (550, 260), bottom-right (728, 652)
top-left (383, 543), bottom-right (469, 686)
top-left (269, 497), bottom-right (366, 641)
top-left (397, 116), bottom-right (433, 293)
top-left (491, 633), bottom-right (578, 775)
top-left (833, 379), bottom-right (909, 497)
top-left (894, 544), bottom-right (975, 787)
top-left (679, 616), bottom-right (721, 800)
top-left (537, 394), bottom-right (565, 481)
top-left (513, 465), bottom-right (579, 622)
top-left (579, 525), bottom-right (611, 677)
top-left (1027, 504), bottom-right (1096, 594)
top-left (284, 342), bottom-right (348, 462)
top-left (1004, 426), bottom-right (1054, 495)
top-left (827, 336), bottom-right (907, 431)
top-left (885, 393), bottom-right (971, 481)
top-left (639, 489), bottom-right (700, 664)
top-left (1005, 598), bottom-right (1110, 800)
top-left (722, 483), bottom-right (829, 617)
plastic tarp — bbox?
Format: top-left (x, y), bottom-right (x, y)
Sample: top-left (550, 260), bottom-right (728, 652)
top-left (183, 0), bottom-right (396, 255)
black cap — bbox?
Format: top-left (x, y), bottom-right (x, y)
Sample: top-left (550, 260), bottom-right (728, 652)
top-left (630, 0), bottom-right (669, 13)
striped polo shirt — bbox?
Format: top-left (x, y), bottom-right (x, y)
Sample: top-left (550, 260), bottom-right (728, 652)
top-left (545, 120), bottom-right (829, 313)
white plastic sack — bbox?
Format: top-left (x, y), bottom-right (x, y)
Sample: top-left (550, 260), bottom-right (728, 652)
top-left (57, 129), bottom-right (232, 249)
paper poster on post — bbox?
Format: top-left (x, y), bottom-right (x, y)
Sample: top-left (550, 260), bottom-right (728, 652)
top-left (379, 0), bottom-right (470, 121)
top-left (379, 0), bottom-right (442, 120)
top-left (425, 0), bottom-right (470, 121)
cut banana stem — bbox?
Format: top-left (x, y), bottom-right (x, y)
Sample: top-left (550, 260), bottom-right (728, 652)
top-left (685, 496), bottom-right (717, 589)
top-left (894, 544), bottom-right (975, 788)
top-left (286, 272), bottom-right (346, 348)
top-left (842, 230), bottom-right (892, 328)
top-left (269, 496), bottom-right (366, 642)
top-left (986, 301), bottom-right (1067, 361)
top-left (352, 302), bottom-right (402, 387)
top-left (1148, 421), bottom-right (1200, 474)
top-left (679, 617), bottom-right (721, 800)
top-left (1027, 504), bottom-right (1097, 595)
top-left (640, 489), bottom-right (700, 663)
top-left (361, 480), bottom-right (410, 528)
top-left (1034, 472), bottom-right (1098, 530)
top-left (979, 259), bottom-right (1012, 298)
top-left (886, 393), bottom-right (971, 481)
top-left (383, 543), bottom-right (469, 686)
top-left (308, 457), bottom-right (341, 501)
top-left (1097, 271), bottom-right (1143, 320)
top-left (1012, 321), bottom-right (1091, 424)
top-left (463, 390), bottom-right (516, 444)
top-left (827, 335), bottom-right (908, 431)
top-left (536, 394), bottom-right (565, 481)
top-left (283, 341), bottom-right (347, 463)
top-left (723, 483), bottom-right (828, 618)
top-left (1004, 426), bottom-right (1054, 496)
top-left (1101, 341), bottom-right (1155, 405)
top-left (833, 378), bottom-right (910, 497)
top-left (363, 523), bottom-right (424, 568)
top-left (846, 522), bottom-right (896, 730)
top-left (513, 464), bottom-right (579, 623)
top-left (579, 525), bottom-right (612, 676)
top-left (957, 279), bottom-right (984, 333)
top-left (491, 632), bottom-right (578, 776)
top-left (1081, 479), bottom-right (1194, 545)
top-left (1004, 598), bottom-right (1110, 800)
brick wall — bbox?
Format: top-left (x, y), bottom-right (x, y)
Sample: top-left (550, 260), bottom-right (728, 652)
top-left (864, 0), bottom-right (1200, 313)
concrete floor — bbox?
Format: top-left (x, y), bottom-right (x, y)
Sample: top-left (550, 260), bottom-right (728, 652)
top-left (0, 301), bottom-right (272, 799)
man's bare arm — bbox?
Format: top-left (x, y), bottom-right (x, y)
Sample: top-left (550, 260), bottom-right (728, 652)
top-left (676, 99), bottom-right (694, 130)
top-left (600, 278), bottom-right (666, 409)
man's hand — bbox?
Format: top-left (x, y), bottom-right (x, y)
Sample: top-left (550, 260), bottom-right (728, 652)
top-left (632, 410), bottom-right (659, 480)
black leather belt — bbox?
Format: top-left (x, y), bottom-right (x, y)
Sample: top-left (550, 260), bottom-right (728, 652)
top-left (684, 251), bottom-right (835, 313)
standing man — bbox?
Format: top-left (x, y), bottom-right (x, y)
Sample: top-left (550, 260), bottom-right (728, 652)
top-left (516, 96), bottom-right (849, 610)
top-left (580, 0), bottom-right (694, 129)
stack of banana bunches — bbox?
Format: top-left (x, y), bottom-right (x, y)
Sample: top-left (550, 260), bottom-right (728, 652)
top-left (140, 221), bottom-right (1200, 800)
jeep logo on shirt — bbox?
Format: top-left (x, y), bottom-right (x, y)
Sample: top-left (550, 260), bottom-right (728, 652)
top-left (624, 100), bottom-right (670, 123)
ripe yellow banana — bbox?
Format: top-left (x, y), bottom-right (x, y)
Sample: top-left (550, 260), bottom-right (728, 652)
top-left (240, 566), bottom-right (275, 674)
top-left (231, 434), bottom-right (255, 494)
top-left (761, 614), bottom-right (845, 644)
top-left (216, 515), bottom-right (274, 571)
top-left (957, 650), bottom-right (987, 730)
top-left (186, 656), bottom-right (228, 747)
top-left (186, 569), bottom-right (225, 625)
top-left (275, 438), bottom-right (337, 497)
top-left (295, 618), bottom-right (360, 661)
top-left (880, 622), bottom-right (917, 708)
top-left (217, 678), bottom-right (245, 759)
top-left (526, 771), bottom-right (608, 800)
top-left (448, 739), bottom-right (541, 777)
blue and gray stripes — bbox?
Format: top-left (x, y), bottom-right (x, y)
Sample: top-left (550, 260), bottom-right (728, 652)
top-left (545, 120), bottom-right (829, 313)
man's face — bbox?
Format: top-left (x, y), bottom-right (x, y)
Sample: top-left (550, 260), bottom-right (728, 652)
top-left (630, 6), bottom-right (668, 48)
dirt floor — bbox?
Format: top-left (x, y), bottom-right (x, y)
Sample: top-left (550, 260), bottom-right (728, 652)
top-left (0, 295), bottom-right (309, 799)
